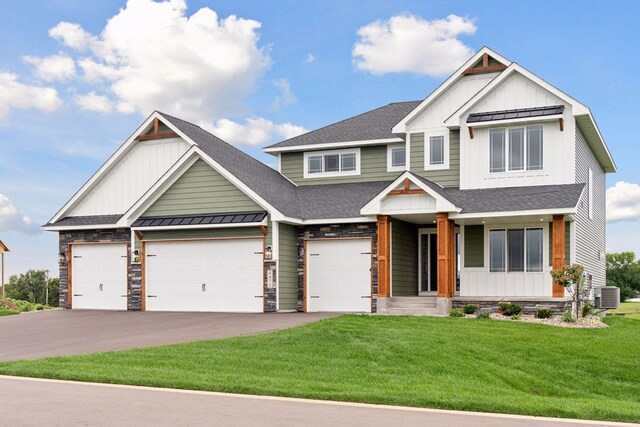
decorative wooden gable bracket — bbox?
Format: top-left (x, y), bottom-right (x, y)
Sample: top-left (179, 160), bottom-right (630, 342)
top-left (559, 118), bottom-right (564, 132)
top-left (135, 117), bottom-right (180, 141)
top-left (387, 178), bottom-right (427, 196)
top-left (463, 53), bottom-right (507, 76)
top-left (468, 127), bottom-right (474, 140)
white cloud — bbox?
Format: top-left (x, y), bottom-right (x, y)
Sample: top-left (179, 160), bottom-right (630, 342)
top-left (74, 91), bottom-right (114, 113)
top-left (607, 181), bottom-right (640, 222)
top-left (0, 72), bottom-right (62, 119)
top-left (271, 78), bottom-right (297, 109)
top-left (48, 0), bottom-right (270, 124)
top-left (23, 53), bottom-right (76, 82)
top-left (352, 13), bottom-right (476, 77)
top-left (0, 194), bottom-right (40, 235)
top-left (304, 53), bottom-right (315, 63)
top-left (209, 117), bottom-right (306, 146)
top-left (48, 22), bottom-right (95, 51)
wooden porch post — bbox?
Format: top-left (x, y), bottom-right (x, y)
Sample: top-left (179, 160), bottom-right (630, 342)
top-left (552, 214), bottom-right (566, 297)
top-left (377, 215), bottom-right (391, 298)
top-left (436, 213), bottom-right (454, 298)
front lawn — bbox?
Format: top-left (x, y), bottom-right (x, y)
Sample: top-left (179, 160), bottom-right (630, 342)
top-left (0, 308), bottom-right (18, 316)
top-left (0, 315), bottom-right (638, 422)
top-left (609, 302), bottom-right (640, 319)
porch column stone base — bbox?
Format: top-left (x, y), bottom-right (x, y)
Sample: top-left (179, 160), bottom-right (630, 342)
top-left (436, 297), bottom-right (451, 316)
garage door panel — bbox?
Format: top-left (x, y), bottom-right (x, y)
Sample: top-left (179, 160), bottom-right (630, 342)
top-left (307, 239), bottom-right (372, 313)
top-left (72, 244), bottom-right (128, 310)
top-left (145, 239), bottom-right (264, 312)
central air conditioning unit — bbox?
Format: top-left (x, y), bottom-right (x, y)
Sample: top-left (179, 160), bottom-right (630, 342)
top-left (594, 286), bottom-right (620, 309)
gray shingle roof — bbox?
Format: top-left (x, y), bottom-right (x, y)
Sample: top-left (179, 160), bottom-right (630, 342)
top-left (132, 211), bottom-right (267, 228)
top-left (47, 215), bottom-right (122, 227)
top-left (444, 183), bottom-right (585, 214)
top-left (265, 101), bottom-right (421, 149)
top-left (467, 105), bottom-right (564, 124)
top-left (159, 112), bottom-right (302, 218)
top-left (297, 181), bottom-right (393, 220)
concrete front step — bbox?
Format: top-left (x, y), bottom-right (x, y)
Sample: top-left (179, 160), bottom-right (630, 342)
top-left (386, 302), bottom-right (437, 309)
top-left (381, 308), bottom-right (439, 316)
top-left (387, 297), bottom-right (437, 303)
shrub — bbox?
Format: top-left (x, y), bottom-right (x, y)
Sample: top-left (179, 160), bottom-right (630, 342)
top-left (510, 314), bottom-right (521, 320)
top-left (449, 309), bottom-right (465, 318)
top-left (535, 307), bottom-right (553, 319)
top-left (34, 304), bottom-right (44, 311)
top-left (582, 302), bottom-right (596, 317)
top-left (477, 309), bottom-right (491, 319)
top-left (562, 310), bottom-right (576, 323)
top-left (462, 304), bottom-right (479, 315)
top-left (498, 301), bottom-right (523, 316)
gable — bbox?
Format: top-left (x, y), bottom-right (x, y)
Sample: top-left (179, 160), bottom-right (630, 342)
top-left (69, 137), bottom-right (190, 216)
top-left (467, 72), bottom-right (565, 115)
top-left (406, 73), bottom-right (500, 130)
top-left (142, 158), bottom-right (261, 217)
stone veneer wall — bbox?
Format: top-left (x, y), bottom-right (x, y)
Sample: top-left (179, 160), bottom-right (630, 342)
top-left (58, 229), bottom-right (142, 310)
top-left (264, 260), bottom-right (277, 312)
top-left (451, 298), bottom-right (572, 315)
top-left (297, 223), bottom-right (378, 313)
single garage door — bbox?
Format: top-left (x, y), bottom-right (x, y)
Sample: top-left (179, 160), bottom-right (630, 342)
top-left (306, 239), bottom-right (372, 313)
top-left (144, 238), bottom-right (264, 312)
top-left (71, 243), bottom-right (128, 310)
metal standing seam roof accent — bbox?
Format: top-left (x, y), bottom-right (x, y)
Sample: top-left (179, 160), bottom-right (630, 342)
top-left (466, 105), bottom-right (564, 124)
top-left (131, 212), bottom-right (268, 228)
top-left (45, 214), bottom-right (123, 227)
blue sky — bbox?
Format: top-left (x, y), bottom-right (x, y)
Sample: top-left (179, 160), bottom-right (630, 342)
top-left (1, 0), bottom-right (639, 277)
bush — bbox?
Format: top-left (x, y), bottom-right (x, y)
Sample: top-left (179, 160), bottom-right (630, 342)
top-left (34, 304), bottom-right (44, 311)
top-left (498, 301), bottom-right (523, 316)
top-left (582, 302), bottom-right (596, 317)
top-left (449, 309), bottom-right (465, 317)
top-left (477, 309), bottom-right (491, 319)
top-left (562, 310), bottom-right (576, 323)
top-left (510, 314), bottom-right (521, 320)
top-left (535, 307), bottom-right (553, 319)
top-left (462, 304), bottom-right (479, 314)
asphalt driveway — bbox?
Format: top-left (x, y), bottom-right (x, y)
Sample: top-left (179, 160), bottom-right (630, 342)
top-left (0, 310), bottom-right (336, 362)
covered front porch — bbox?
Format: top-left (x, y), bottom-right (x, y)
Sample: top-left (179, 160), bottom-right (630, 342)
top-left (361, 173), bottom-right (575, 315)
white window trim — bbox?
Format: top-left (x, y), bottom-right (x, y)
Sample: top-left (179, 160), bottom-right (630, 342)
top-left (588, 168), bottom-right (593, 220)
top-left (424, 130), bottom-right (450, 171)
top-left (387, 144), bottom-right (407, 172)
top-left (489, 124), bottom-right (544, 174)
top-left (487, 224), bottom-right (547, 274)
top-left (303, 148), bottom-right (361, 179)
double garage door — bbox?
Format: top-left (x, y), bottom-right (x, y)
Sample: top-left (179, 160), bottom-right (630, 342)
top-left (71, 239), bottom-right (263, 312)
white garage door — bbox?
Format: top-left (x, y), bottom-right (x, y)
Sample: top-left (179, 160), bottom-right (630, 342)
top-left (144, 238), bottom-right (264, 312)
top-left (306, 239), bottom-right (372, 313)
top-left (72, 244), bottom-right (128, 310)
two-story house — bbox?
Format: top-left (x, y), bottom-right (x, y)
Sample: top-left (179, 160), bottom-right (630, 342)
top-left (44, 47), bottom-right (615, 315)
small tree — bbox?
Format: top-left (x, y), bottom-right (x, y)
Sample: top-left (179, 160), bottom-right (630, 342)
top-left (551, 264), bottom-right (590, 320)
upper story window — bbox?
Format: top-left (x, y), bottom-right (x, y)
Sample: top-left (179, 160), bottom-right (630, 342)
top-left (387, 144), bottom-right (406, 172)
top-left (424, 131), bottom-right (449, 171)
top-left (303, 148), bottom-right (361, 178)
top-left (489, 125), bottom-right (543, 173)
top-left (489, 227), bottom-right (543, 273)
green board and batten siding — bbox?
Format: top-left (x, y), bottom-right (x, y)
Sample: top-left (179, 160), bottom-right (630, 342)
top-left (278, 223), bottom-right (299, 310)
top-left (280, 145), bottom-right (401, 185)
top-left (410, 131), bottom-right (460, 187)
top-left (464, 225), bottom-right (484, 268)
top-left (143, 159), bottom-right (262, 217)
top-left (391, 219), bottom-right (418, 296)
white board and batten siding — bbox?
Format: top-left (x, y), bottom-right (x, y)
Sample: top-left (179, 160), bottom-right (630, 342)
top-left (306, 239), bottom-right (372, 312)
top-left (70, 138), bottom-right (190, 216)
top-left (574, 127), bottom-right (606, 287)
top-left (459, 72), bottom-right (576, 190)
top-left (71, 243), bottom-right (128, 310)
top-left (459, 223), bottom-right (553, 297)
top-left (145, 239), bottom-right (264, 312)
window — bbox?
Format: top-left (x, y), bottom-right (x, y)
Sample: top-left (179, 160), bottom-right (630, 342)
top-left (490, 129), bottom-right (505, 172)
top-left (490, 227), bottom-right (544, 273)
top-left (303, 149), bottom-right (361, 178)
top-left (387, 144), bottom-right (406, 171)
top-left (429, 136), bottom-right (445, 165)
top-left (423, 131), bottom-right (449, 170)
top-left (489, 125), bottom-right (543, 173)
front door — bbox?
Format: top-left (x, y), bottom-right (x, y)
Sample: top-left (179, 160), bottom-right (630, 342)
top-left (419, 233), bottom-right (438, 294)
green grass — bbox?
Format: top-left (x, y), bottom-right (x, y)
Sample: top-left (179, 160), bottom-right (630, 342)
top-left (0, 315), bottom-right (638, 422)
top-left (0, 308), bottom-right (18, 316)
top-left (609, 302), bottom-right (640, 319)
